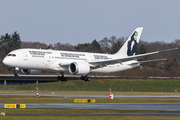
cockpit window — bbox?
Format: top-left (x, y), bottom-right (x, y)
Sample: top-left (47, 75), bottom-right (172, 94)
top-left (7, 54), bottom-right (16, 57)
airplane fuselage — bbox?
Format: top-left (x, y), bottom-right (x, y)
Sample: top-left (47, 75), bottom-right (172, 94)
top-left (3, 48), bottom-right (140, 74)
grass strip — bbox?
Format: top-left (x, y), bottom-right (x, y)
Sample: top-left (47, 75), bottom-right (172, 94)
top-left (1, 116), bottom-right (180, 120)
top-left (1, 79), bottom-right (180, 92)
top-left (0, 96), bottom-right (180, 104)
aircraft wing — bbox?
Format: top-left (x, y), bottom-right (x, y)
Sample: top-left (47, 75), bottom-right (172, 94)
top-left (89, 48), bottom-right (177, 67)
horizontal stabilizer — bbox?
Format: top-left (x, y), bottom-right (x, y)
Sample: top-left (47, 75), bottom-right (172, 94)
top-left (139, 59), bottom-right (167, 63)
top-left (159, 48), bottom-right (178, 53)
top-left (128, 59), bottom-right (167, 66)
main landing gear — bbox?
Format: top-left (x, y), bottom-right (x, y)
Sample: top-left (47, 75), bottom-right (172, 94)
top-left (81, 75), bottom-right (91, 82)
top-left (13, 67), bottom-right (19, 76)
top-left (57, 72), bottom-right (68, 82)
top-left (57, 73), bottom-right (91, 82)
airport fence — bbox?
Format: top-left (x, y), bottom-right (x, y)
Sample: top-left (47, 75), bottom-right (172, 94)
top-left (0, 85), bottom-right (179, 92)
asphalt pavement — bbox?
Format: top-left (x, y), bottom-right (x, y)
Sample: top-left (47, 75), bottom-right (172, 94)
top-left (1, 103), bottom-right (180, 111)
top-left (1, 94), bottom-right (180, 98)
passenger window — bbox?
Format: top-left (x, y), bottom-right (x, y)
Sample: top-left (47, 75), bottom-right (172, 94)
top-left (8, 54), bottom-right (12, 56)
top-left (12, 54), bottom-right (16, 57)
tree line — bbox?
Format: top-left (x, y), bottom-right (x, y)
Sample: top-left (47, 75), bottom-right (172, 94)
top-left (0, 31), bottom-right (180, 77)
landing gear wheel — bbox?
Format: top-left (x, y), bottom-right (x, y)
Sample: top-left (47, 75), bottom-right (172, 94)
top-left (81, 76), bottom-right (85, 80)
top-left (81, 76), bottom-right (91, 82)
top-left (57, 76), bottom-right (61, 81)
top-left (87, 77), bottom-right (91, 82)
top-left (13, 67), bottom-right (19, 76)
top-left (64, 77), bottom-right (68, 82)
top-left (14, 71), bottom-right (19, 76)
top-left (57, 72), bottom-right (68, 82)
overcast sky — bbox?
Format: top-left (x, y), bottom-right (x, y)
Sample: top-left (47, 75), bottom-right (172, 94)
top-left (0, 0), bottom-right (180, 45)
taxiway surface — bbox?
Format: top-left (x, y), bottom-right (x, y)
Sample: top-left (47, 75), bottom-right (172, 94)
top-left (1, 94), bottom-right (180, 98)
top-left (1, 103), bottom-right (180, 111)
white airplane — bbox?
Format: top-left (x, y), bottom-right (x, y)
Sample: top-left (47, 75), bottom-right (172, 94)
top-left (2, 27), bottom-right (177, 82)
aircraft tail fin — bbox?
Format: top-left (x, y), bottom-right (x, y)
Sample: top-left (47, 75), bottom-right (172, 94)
top-left (114, 27), bottom-right (143, 57)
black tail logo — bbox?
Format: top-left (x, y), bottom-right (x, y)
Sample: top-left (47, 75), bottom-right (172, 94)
top-left (127, 31), bottom-right (138, 56)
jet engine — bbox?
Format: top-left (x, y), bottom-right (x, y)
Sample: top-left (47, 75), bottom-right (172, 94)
top-left (21, 69), bottom-right (42, 75)
top-left (69, 62), bottom-right (90, 75)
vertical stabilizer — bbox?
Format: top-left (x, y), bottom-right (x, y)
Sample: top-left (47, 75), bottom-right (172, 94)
top-left (114, 27), bottom-right (143, 57)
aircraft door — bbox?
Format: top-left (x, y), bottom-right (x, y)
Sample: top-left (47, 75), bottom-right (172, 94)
top-left (23, 52), bottom-right (28, 61)
top-left (88, 55), bottom-right (94, 62)
top-left (44, 55), bottom-right (51, 66)
top-left (47, 55), bottom-right (51, 63)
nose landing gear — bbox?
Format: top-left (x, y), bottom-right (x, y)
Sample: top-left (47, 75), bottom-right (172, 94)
top-left (13, 67), bottom-right (19, 76)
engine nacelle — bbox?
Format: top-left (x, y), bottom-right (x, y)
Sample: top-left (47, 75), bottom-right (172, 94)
top-left (21, 69), bottom-right (41, 75)
top-left (69, 62), bottom-right (90, 75)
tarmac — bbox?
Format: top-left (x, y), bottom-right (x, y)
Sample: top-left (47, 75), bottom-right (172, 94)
top-left (1, 94), bottom-right (180, 98)
top-left (1, 103), bottom-right (180, 116)
top-left (0, 103), bottom-right (179, 111)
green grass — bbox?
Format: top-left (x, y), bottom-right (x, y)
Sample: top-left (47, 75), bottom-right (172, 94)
top-left (0, 108), bottom-right (175, 120)
top-left (1, 116), bottom-right (180, 120)
top-left (0, 95), bottom-right (180, 104)
top-left (1, 90), bottom-right (180, 95)
top-left (1, 79), bottom-right (180, 92)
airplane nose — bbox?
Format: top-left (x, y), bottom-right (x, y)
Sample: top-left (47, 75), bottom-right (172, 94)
top-left (2, 57), bottom-right (9, 66)
top-left (3, 56), bottom-right (18, 67)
